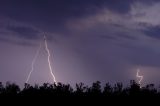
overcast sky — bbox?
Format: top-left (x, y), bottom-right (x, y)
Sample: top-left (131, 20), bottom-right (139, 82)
top-left (0, 0), bottom-right (160, 87)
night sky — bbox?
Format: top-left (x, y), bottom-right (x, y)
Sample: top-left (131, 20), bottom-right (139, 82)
top-left (0, 0), bottom-right (160, 87)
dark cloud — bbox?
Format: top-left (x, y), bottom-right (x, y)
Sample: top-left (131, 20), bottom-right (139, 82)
top-left (143, 26), bottom-right (160, 39)
top-left (118, 34), bottom-right (137, 40)
top-left (0, 0), bottom-right (136, 34)
top-left (0, 36), bottom-right (35, 46)
top-left (100, 35), bottom-right (117, 40)
top-left (6, 25), bottom-right (40, 40)
top-left (0, 0), bottom-right (158, 36)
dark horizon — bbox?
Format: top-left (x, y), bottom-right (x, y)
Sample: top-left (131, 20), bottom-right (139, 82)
top-left (0, 80), bottom-right (159, 98)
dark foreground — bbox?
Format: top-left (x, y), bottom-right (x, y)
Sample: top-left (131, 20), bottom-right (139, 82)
top-left (0, 80), bottom-right (160, 104)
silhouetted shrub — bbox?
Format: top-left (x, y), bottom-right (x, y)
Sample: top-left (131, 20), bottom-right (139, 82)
top-left (75, 82), bottom-right (87, 96)
top-left (3, 82), bottom-right (20, 96)
top-left (103, 82), bottom-right (113, 96)
top-left (87, 81), bottom-right (101, 96)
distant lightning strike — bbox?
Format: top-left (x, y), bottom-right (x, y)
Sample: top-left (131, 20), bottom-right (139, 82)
top-left (136, 69), bottom-right (143, 88)
top-left (44, 35), bottom-right (57, 84)
top-left (26, 35), bottom-right (57, 84)
top-left (26, 42), bottom-right (42, 83)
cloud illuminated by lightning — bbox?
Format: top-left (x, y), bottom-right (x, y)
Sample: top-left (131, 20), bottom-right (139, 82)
top-left (44, 35), bottom-right (57, 84)
top-left (136, 69), bottom-right (143, 87)
top-left (26, 42), bottom-right (42, 83)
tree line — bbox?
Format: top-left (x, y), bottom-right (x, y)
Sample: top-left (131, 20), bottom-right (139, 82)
top-left (0, 80), bottom-right (159, 97)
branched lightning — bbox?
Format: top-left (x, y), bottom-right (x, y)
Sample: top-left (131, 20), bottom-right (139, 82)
top-left (26, 42), bottom-right (42, 83)
top-left (44, 35), bottom-right (57, 84)
top-left (136, 69), bottom-right (143, 88)
top-left (26, 35), bottom-right (57, 84)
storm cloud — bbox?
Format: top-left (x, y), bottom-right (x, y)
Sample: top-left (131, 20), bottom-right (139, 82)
top-left (0, 0), bottom-right (160, 86)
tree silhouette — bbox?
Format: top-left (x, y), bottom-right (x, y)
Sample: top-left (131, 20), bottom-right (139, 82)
top-left (129, 80), bottom-right (141, 96)
top-left (0, 82), bottom-right (4, 95)
top-left (103, 82), bottom-right (113, 96)
top-left (87, 81), bottom-right (101, 96)
top-left (0, 80), bottom-right (159, 98)
top-left (113, 82), bottom-right (123, 96)
top-left (3, 82), bottom-right (20, 96)
top-left (75, 82), bottom-right (87, 96)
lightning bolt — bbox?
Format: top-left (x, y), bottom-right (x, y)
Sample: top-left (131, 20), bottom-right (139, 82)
top-left (44, 35), bottom-right (57, 84)
top-left (136, 69), bottom-right (143, 88)
top-left (26, 42), bottom-right (42, 83)
top-left (26, 35), bottom-right (57, 84)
